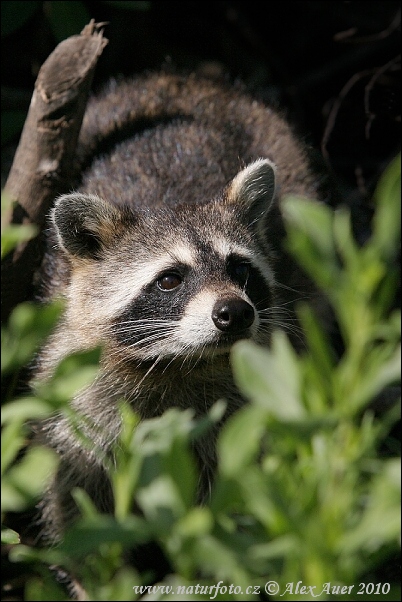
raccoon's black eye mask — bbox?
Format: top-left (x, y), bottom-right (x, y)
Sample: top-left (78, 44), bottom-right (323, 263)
top-left (226, 255), bottom-right (251, 288)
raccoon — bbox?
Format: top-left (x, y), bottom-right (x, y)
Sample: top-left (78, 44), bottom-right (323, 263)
top-left (36, 71), bottom-right (324, 541)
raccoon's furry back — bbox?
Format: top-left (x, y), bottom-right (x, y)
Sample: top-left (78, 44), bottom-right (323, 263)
top-left (36, 70), bottom-right (326, 543)
top-left (41, 71), bottom-right (322, 299)
top-left (76, 72), bottom-right (318, 201)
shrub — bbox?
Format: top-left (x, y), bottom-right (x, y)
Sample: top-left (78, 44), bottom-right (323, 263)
top-left (1, 155), bottom-right (400, 600)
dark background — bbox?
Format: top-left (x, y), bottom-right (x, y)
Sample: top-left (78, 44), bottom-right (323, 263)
top-left (1, 1), bottom-right (401, 599)
top-left (2, 1), bottom-right (401, 217)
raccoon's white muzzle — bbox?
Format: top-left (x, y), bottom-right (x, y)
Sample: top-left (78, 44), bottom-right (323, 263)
top-left (176, 288), bottom-right (258, 355)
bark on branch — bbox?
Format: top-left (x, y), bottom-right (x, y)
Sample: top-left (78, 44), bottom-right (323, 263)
top-left (2, 20), bottom-right (108, 320)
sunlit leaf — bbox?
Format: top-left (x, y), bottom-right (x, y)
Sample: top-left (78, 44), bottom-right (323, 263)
top-left (1, 527), bottom-right (20, 545)
top-left (372, 154), bottom-right (401, 261)
top-left (231, 335), bottom-right (305, 420)
top-left (1, 447), bottom-right (58, 512)
top-left (218, 405), bottom-right (266, 476)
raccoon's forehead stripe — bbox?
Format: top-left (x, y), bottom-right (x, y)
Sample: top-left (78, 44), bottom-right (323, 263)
top-left (121, 242), bottom-right (196, 288)
top-left (212, 238), bottom-right (255, 260)
top-left (163, 242), bottom-right (196, 267)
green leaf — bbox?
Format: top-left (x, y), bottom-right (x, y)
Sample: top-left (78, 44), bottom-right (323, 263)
top-left (343, 343), bottom-right (401, 414)
top-left (164, 438), bottom-right (197, 509)
top-left (191, 534), bottom-right (251, 592)
top-left (281, 196), bottom-right (336, 258)
top-left (1, 223), bottom-right (38, 257)
top-left (1, 446), bottom-right (58, 512)
top-left (2, 301), bottom-right (63, 374)
top-left (332, 206), bottom-right (360, 269)
top-left (90, 567), bottom-right (140, 602)
top-left (340, 459), bottom-right (401, 554)
top-left (134, 408), bottom-right (196, 456)
top-left (51, 347), bottom-right (101, 380)
top-left (1, 420), bottom-right (26, 475)
top-left (231, 335), bottom-right (305, 420)
top-left (1, 527), bottom-right (20, 545)
top-left (59, 514), bottom-right (151, 558)
top-left (281, 196), bottom-right (341, 290)
top-left (71, 487), bottom-right (100, 519)
top-left (24, 576), bottom-right (69, 601)
top-left (210, 477), bottom-right (244, 515)
top-left (298, 303), bottom-right (335, 399)
top-left (136, 475), bottom-right (186, 533)
top-left (34, 347), bottom-right (101, 406)
top-left (175, 507), bottom-right (213, 538)
top-left (1, 396), bottom-right (55, 424)
top-left (249, 534), bottom-right (299, 562)
top-left (9, 542), bottom-right (75, 567)
top-left (237, 466), bottom-right (288, 534)
top-left (112, 405), bottom-right (142, 521)
top-left (372, 154), bottom-right (401, 261)
top-left (217, 405), bottom-right (266, 477)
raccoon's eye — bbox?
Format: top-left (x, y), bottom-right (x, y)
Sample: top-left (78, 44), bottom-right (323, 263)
top-left (157, 272), bottom-right (182, 291)
top-left (232, 262), bottom-right (250, 285)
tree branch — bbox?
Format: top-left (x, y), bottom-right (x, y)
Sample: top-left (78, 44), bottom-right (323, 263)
top-left (2, 20), bottom-right (108, 320)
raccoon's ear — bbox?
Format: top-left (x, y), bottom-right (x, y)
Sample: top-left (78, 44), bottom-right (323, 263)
top-left (226, 158), bottom-right (276, 225)
top-left (52, 193), bottom-right (123, 258)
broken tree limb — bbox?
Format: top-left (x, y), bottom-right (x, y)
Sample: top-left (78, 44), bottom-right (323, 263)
top-left (2, 20), bottom-right (108, 321)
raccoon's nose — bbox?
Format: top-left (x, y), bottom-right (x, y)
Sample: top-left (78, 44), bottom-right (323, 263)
top-left (212, 297), bottom-right (255, 333)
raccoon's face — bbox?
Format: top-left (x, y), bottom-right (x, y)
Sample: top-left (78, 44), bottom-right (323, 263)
top-left (52, 159), bottom-right (278, 364)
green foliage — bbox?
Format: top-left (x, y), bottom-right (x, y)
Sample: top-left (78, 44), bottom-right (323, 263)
top-left (1, 193), bottom-right (38, 259)
top-left (1, 156), bottom-right (400, 599)
top-left (1, 344), bottom-right (101, 514)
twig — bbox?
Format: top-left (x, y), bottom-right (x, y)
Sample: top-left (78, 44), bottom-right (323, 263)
top-left (1, 20), bottom-right (108, 321)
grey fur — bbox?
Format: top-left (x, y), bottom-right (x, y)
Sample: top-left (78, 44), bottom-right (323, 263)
top-left (36, 71), bottom-right (324, 542)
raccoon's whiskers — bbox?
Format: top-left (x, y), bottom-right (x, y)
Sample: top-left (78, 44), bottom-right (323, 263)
top-left (108, 319), bottom-right (179, 358)
top-left (179, 341), bottom-right (208, 374)
top-left (136, 354), bottom-right (164, 389)
top-left (274, 280), bottom-right (310, 297)
top-left (258, 313), bottom-right (305, 348)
